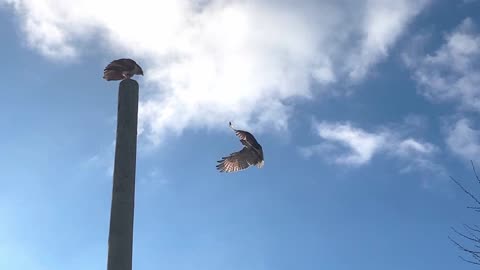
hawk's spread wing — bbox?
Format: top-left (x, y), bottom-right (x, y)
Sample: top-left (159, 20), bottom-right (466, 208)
top-left (230, 123), bottom-right (259, 147)
top-left (232, 129), bottom-right (251, 146)
top-left (104, 59), bottom-right (136, 72)
top-left (216, 147), bottom-right (261, 173)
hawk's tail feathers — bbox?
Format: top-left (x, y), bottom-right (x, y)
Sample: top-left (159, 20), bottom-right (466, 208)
top-left (256, 160), bottom-right (264, 168)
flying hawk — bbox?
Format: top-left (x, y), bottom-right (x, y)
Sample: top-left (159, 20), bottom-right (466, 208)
top-left (103, 58), bottom-right (144, 81)
top-left (216, 122), bottom-right (264, 173)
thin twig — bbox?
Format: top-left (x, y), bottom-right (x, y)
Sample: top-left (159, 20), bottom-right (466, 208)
top-left (450, 176), bottom-right (480, 206)
top-left (471, 160), bottom-right (480, 185)
top-left (449, 161), bottom-right (480, 266)
top-left (463, 224), bottom-right (480, 242)
top-left (452, 227), bottom-right (480, 243)
top-left (459, 255), bottom-right (480, 266)
top-left (466, 224), bottom-right (480, 235)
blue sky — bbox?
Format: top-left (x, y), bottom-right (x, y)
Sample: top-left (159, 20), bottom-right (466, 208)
top-left (1, 0), bottom-right (480, 269)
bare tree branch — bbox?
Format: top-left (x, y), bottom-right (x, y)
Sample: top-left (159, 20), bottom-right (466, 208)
top-left (460, 256), bottom-right (480, 266)
top-left (450, 161), bottom-right (480, 266)
top-left (450, 236), bottom-right (480, 263)
top-left (452, 227), bottom-right (480, 243)
top-left (464, 224), bottom-right (480, 241)
top-left (450, 176), bottom-right (480, 206)
top-left (472, 160), bottom-right (480, 185)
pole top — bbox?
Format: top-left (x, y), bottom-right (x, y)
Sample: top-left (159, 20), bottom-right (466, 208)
top-left (119, 79), bottom-right (139, 89)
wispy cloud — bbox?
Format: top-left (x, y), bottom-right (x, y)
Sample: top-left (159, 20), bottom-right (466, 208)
top-left (2, 0), bottom-right (430, 144)
top-left (137, 168), bottom-right (169, 193)
top-left (300, 120), bottom-right (440, 174)
top-left (346, 0), bottom-right (431, 80)
top-left (404, 18), bottom-right (480, 166)
top-left (406, 18), bottom-right (480, 111)
top-left (82, 141), bottom-right (115, 177)
top-left (446, 118), bottom-right (480, 162)
top-left (308, 121), bottom-right (387, 165)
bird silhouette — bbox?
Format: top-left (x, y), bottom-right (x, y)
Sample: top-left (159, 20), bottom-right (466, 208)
top-left (216, 122), bottom-right (264, 173)
top-left (103, 58), bottom-right (143, 81)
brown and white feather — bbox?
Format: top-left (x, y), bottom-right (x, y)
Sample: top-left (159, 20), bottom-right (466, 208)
top-left (103, 58), bottom-right (143, 81)
top-left (217, 122), bottom-right (264, 173)
top-left (216, 147), bottom-right (261, 173)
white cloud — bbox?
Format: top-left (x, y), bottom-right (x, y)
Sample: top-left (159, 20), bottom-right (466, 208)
top-left (301, 121), bottom-right (439, 171)
top-left (446, 118), bottom-right (480, 161)
top-left (313, 122), bottom-right (387, 165)
top-left (408, 18), bottom-right (480, 111)
top-left (347, 0), bottom-right (430, 80)
top-left (2, 0), bottom-right (430, 144)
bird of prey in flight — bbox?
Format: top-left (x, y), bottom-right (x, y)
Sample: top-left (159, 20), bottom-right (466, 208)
top-left (103, 58), bottom-right (144, 81)
top-left (216, 122), bottom-right (264, 173)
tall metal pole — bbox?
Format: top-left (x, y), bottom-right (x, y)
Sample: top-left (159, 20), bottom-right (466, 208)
top-left (107, 79), bottom-right (139, 270)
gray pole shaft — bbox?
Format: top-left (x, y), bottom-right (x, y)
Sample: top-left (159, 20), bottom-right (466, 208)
top-left (107, 79), bottom-right (139, 270)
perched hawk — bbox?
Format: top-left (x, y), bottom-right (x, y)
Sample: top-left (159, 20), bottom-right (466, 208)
top-left (103, 58), bottom-right (144, 81)
top-left (216, 122), bottom-right (264, 173)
